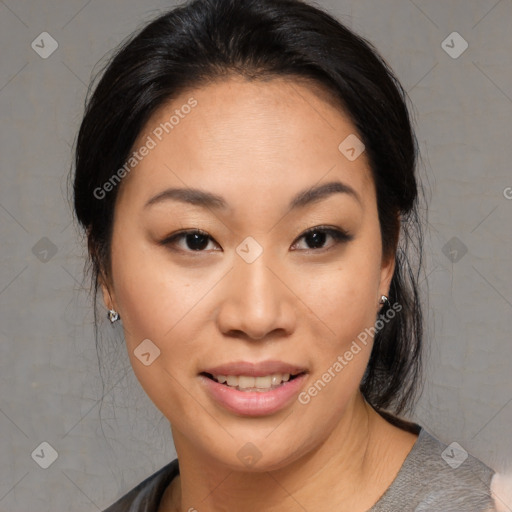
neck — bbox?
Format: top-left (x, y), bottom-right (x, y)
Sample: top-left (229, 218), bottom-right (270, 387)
top-left (164, 393), bottom-right (400, 512)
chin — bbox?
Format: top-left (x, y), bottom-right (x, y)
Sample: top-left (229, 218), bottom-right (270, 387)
top-left (209, 438), bottom-right (308, 474)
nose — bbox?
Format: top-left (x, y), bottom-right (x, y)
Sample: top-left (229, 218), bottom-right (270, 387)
top-left (216, 250), bottom-right (296, 341)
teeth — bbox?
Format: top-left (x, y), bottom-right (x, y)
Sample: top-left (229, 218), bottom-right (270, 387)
top-left (212, 373), bottom-right (292, 391)
top-left (270, 375), bottom-right (280, 386)
top-left (237, 375), bottom-right (255, 388)
top-left (226, 375), bottom-right (238, 387)
top-left (255, 376), bottom-right (272, 388)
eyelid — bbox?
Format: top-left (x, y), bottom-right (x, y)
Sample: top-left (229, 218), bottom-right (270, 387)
top-left (160, 225), bottom-right (353, 253)
top-left (290, 225), bottom-right (354, 251)
top-left (159, 229), bottom-right (220, 251)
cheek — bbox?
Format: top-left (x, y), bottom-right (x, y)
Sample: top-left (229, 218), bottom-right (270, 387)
top-left (110, 251), bottom-right (205, 423)
top-left (294, 269), bottom-right (378, 430)
top-left (296, 253), bottom-right (381, 346)
top-left (108, 239), bottom-right (200, 397)
top-left (291, 241), bottom-right (382, 415)
top-left (111, 233), bottom-right (208, 341)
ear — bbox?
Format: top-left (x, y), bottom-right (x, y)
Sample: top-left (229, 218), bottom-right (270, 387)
top-left (378, 214), bottom-right (400, 302)
top-left (379, 249), bottom-right (396, 300)
top-left (88, 226), bottom-right (117, 313)
top-left (98, 269), bottom-right (116, 312)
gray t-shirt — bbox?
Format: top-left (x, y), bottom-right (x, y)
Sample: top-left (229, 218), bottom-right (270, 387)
top-left (103, 426), bottom-right (495, 511)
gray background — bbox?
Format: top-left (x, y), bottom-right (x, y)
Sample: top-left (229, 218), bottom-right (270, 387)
top-left (1, 0), bottom-right (511, 510)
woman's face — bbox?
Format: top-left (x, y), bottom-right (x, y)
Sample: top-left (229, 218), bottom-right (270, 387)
top-left (102, 76), bottom-right (395, 470)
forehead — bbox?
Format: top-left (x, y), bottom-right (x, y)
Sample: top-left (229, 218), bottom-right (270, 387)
top-left (118, 76), bottom-right (374, 210)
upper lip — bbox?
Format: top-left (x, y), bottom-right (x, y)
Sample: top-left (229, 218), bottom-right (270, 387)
top-left (202, 360), bottom-right (307, 377)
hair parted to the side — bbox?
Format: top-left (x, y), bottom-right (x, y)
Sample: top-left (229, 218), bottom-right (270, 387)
top-left (71, 0), bottom-right (426, 416)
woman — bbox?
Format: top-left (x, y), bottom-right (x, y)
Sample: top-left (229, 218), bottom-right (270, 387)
top-left (72, 0), bottom-right (499, 510)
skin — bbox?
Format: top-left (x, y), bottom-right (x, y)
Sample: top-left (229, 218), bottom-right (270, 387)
top-left (100, 76), bottom-right (418, 512)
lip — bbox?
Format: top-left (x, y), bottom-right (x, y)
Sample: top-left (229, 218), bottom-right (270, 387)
top-left (199, 371), bottom-right (308, 417)
top-left (199, 360), bottom-right (309, 417)
top-left (202, 360), bottom-right (307, 377)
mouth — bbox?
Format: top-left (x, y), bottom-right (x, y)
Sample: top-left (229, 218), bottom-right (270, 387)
top-left (200, 371), bottom-right (305, 392)
top-left (199, 362), bottom-right (309, 416)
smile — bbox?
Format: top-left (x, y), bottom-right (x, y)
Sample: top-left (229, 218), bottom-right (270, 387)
top-left (204, 372), bottom-right (302, 392)
top-left (199, 360), bottom-right (308, 415)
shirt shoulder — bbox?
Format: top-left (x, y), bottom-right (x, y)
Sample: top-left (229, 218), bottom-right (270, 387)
top-left (370, 426), bottom-right (496, 512)
top-left (102, 458), bottom-right (179, 512)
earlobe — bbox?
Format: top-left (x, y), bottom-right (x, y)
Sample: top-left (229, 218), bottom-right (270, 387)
top-left (381, 252), bottom-right (396, 289)
top-left (99, 272), bottom-right (116, 312)
top-left (379, 215), bottom-right (400, 304)
top-left (100, 276), bottom-right (121, 322)
top-left (378, 258), bottom-right (395, 309)
top-left (88, 231), bottom-right (118, 313)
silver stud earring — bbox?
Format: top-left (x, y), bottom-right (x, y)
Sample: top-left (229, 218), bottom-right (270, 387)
top-left (378, 295), bottom-right (389, 307)
top-left (108, 309), bottom-right (120, 323)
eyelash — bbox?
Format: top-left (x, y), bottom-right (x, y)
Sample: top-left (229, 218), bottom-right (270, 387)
top-left (159, 225), bottom-right (354, 254)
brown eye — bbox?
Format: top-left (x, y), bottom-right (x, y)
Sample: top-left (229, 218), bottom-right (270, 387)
top-left (161, 229), bottom-right (220, 252)
top-left (160, 226), bottom-right (353, 255)
top-left (292, 226), bottom-right (353, 252)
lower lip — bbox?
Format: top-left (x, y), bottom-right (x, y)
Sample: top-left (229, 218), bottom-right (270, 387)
top-left (199, 373), bottom-right (308, 416)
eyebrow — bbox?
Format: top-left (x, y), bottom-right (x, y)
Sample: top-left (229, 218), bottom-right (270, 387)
top-left (144, 180), bottom-right (361, 212)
